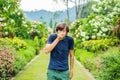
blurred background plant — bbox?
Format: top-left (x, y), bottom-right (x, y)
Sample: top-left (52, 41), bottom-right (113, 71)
top-left (70, 0), bottom-right (120, 80)
top-left (0, 0), bottom-right (48, 79)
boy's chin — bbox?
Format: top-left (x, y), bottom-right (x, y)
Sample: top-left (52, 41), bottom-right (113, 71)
top-left (62, 36), bottom-right (66, 39)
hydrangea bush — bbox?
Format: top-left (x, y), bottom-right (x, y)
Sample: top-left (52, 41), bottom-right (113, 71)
top-left (70, 0), bottom-right (120, 41)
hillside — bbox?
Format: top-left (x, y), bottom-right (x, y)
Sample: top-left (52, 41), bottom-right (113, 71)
top-left (24, 7), bottom-right (76, 26)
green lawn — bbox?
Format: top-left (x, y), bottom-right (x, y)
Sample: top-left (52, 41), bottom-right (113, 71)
top-left (12, 52), bottom-right (95, 80)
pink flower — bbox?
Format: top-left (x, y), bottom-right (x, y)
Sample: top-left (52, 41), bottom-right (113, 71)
top-left (0, 18), bottom-right (4, 21)
top-left (0, 22), bottom-right (3, 27)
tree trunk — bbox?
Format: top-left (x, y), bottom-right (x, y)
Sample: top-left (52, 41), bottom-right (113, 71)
top-left (75, 0), bottom-right (81, 19)
top-left (78, 0), bottom-right (81, 18)
top-left (66, 0), bottom-right (70, 25)
top-left (75, 0), bottom-right (78, 19)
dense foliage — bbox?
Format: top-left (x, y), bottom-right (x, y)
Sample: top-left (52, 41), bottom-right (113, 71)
top-left (0, 37), bottom-right (37, 79)
top-left (71, 0), bottom-right (120, 80)
top-left (70, 0), bottom-right (120, 41)
top-left (98, 52), bottom-right (120, 80)
top-left (0, 0), bottom-right (48, 80)
top-left (0, 0), bottom-right (48, 39)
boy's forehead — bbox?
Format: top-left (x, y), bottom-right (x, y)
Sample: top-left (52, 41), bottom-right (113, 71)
top-left (62, 27), bottom-right (66, 31)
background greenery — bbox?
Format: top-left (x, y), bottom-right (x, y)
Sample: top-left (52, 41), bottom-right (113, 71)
top-left (1, 0), bottom-right (120, 80)
top-left (70, 0), bottom-right (120, 80)
top-left (0, 0), bottom-right (48, 79)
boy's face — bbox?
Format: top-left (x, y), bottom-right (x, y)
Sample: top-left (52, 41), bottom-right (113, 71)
top-left (57, 27), bottom-right (67, 37)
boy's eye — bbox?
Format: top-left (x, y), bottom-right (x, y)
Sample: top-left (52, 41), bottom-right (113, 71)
top-left (63, 30), bottom-right (66, 32)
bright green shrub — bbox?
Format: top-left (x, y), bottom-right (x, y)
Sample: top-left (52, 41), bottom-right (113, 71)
top-left (13, 41), bottom-right (36, 74)
top-left (0, 37), bottom-right (27, 50)
top-left (25, 36), bottom-right (47, 54)
top-left (81, 38), bottom-right (120, 52)
top-left (12, 37), bottom-right (27, 50)
top-left (75, 49), bottom-right (96, 71)
top-left (13, 52), bottom-right (27, 74)
top-left (0, 48), bottom-right (15, 80)
top-left (98, 52), bottom-right (120, 80)
top-left (33, 36), bottom-right (41, 54)
top-left (39, 37), bottom-right (46, 48)
top-left (18, 46), bottom-right (36, 62)
top-left (25, 38), bottom-right (41, 55)
top-left (13, 42), bottom-right (36, 74)
top-left (75, 46), bottom-right (120, 80)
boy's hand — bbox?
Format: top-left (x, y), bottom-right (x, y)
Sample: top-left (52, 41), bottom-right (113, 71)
top-left (70, 70), bottom-right (73, 80)
top-left (57, 32), bottom-right (66, 40)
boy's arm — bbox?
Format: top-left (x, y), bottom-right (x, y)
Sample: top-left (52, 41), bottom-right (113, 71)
top-left (44, 38), bottom-right (60, 53)
top-left (69, 49), bottom-right (74, 80)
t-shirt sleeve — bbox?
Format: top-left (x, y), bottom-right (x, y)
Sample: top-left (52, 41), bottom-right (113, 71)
top-left (47, 35), bottom-right (53, 44)
top-left (69, 38), bottom-right (74, 50)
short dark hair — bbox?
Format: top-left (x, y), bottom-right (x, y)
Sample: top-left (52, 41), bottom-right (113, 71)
top-left (56, 22), bottom-right (69, 33)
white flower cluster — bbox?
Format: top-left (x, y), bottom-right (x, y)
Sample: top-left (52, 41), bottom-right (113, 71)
top-left (89, 15), bottom-right (111, 37)
top-left (75, 25), bottom-right (81, 38)
top-left (92, 5), bottom-right (102, 12)
top-left (72, 0), bottom-right (120, 41)
top-left (92, 0), bottom-right (120, 14)
top-left (113, 4), bottom-right (120, 12)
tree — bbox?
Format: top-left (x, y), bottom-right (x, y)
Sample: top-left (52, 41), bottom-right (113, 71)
top-left (53, 0), bottom-right (94, 23)
top-left (39, 16), bottom-right (46, 25)
top-left (53, 12), bottom-right (59, 20)
top-left (70, 0), bottom-right (96, 18)
top-left (65, 0), bottom-right (70, 25)
top-left (53, 0), bottom-right (70, 24)
top-left (70, 0), bottom-right (81, 19)
top-left (49, 18), bottom-right (53, 29)
top-left (81, 0), bottom-right (97, 18)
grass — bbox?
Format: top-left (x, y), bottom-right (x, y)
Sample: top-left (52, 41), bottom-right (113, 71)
top-left (12, 52), bottom-right (95, 80)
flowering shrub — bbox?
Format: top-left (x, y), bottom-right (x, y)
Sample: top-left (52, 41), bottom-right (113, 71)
top-left (70, 0), bottom-right (120, 42)
top-left (92, 0), bottom-right (120, 15)
top-left (0, 38), bottom-right (36, 78)
top-left (72, 1), bottom-right (120, 79)
top-left (0, 0), bottom-right (48, 79)
top-left (29, 21), bottom-right (48, 39)
top-left (0, 48), bottom-right (15, 80)
top-left (0, 0), bottom-right (24, 38)
top-left (0, 0), bottom-right (48, 39)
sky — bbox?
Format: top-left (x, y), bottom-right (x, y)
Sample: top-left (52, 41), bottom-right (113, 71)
top-left (20, 0), bottom-right (75, 12)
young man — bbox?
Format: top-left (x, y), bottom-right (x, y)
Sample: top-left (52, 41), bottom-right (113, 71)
top-left (44, 22), bottom-right (74, 80)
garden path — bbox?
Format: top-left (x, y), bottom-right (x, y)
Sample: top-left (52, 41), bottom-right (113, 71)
top-left (12, 51), bottom-right (95, 80)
